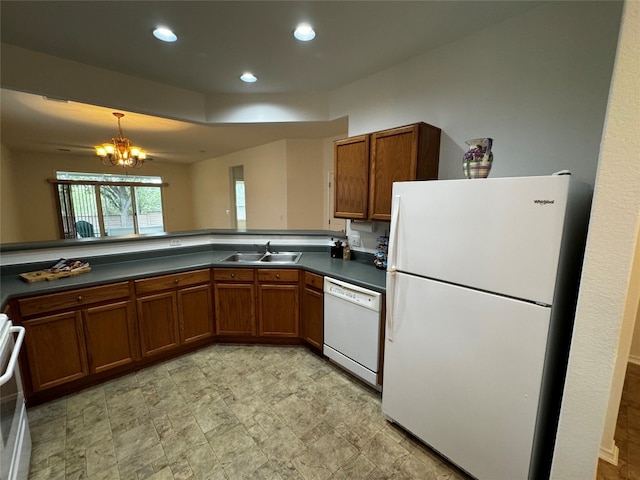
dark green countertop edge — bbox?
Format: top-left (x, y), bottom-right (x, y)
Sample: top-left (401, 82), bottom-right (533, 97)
top-left (0, 229), bottom-right (346, 252)
top-left (0, 247), bottom-right (386, 308)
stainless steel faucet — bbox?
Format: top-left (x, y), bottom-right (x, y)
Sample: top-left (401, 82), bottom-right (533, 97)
top-left (264, 241), bottom-right (272, 254)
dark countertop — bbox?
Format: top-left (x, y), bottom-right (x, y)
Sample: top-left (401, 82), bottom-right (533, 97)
top-left (0, 250), bottom-right (386, 307)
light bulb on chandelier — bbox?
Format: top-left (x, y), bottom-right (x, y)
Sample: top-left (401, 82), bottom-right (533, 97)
top-left (95, 113), bottom-right (146, 168)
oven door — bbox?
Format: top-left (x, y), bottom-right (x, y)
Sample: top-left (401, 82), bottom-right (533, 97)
top-left (0, 319), bottom-right (30, 480)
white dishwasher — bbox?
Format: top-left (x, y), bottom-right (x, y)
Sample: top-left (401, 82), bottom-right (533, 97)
top-left (323, 277), bottom-right (382, 389)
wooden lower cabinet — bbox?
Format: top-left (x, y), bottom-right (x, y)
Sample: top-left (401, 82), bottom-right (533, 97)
top-left (13, 265), bottom-right (372, 404)
top-left (23, 311), bottom-right (89, 392)
top-left (214, 269), bottom-right (256, 336)
top-left (180, 284), bottom-right (214, 343)
top-left (83, 300), bottom-right (137, 374)
top-left (301, 272), bottom-right (323, 349)
top-left (17, 282), bottom-right (134, 394)
top-left (136, 292), bottom-right (180, 358)
top-left (258, 269), bottom-right (299, 337)
top-left (134, 269), bottom-right (213, 357)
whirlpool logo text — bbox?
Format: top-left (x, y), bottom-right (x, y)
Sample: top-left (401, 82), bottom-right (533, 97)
top-left (534, 199), bottom-right (555, 205)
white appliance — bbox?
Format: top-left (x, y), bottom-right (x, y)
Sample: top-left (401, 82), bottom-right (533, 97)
top-left (382, 174), bottom-right (589, 480)
top-left (323, 277), bottom-right (382, 389)
top-left (0, 313), bottom-right (31, 480)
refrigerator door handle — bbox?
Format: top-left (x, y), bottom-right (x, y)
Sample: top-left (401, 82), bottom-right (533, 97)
top-left (386, 194), bottom-right (401, 342)
top-left (387, 195), bottom-right (401, 272)
top-left (386, 271), bottom-right (397, 342)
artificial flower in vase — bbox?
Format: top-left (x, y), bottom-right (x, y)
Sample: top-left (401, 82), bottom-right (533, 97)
top-left (463, 137), bottom-right (493, 179)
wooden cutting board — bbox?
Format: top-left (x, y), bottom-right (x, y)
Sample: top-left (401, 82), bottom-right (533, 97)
top-left (19, 266), bottom-right (92, 283)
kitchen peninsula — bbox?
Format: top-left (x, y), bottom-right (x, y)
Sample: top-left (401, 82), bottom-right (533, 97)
top-left (1, 229), bottom-right (386, 406)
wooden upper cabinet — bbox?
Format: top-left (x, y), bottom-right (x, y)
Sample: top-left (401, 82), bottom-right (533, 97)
top-left (334, 123), bottom-right (441, 221)
top-left (369, 123), bottom-right (441, 221)
top-left (334, 134), bottom-right (370, 219)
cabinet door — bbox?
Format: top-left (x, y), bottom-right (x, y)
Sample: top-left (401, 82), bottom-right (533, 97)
top-left (334, 135), bottom-right (370, 219)
top-left (301, 287), bottom-right (323, 349)
top-left (179, 284), bottom-right (214, 343)
top-left (23, 311), bottom-right (89, 392)
top-left (137, 292), bottom-right (180, 358)
top-left (83, 300), bottom-right (138, 374)
top-left (214, 283), bottom-right (256, 335)
top-left (258, 284), bottom-right (299, 337)
top-left (369, 125), bottom-right (419, 221)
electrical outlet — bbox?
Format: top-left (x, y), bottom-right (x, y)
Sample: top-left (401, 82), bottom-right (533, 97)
top-left (169, 239), bottom-right (182, 247)
top-left (351, 233), bottom-right (361, 247)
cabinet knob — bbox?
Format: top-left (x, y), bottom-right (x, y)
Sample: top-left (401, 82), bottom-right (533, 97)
top-left (77, 295), bottom-right (83, 301)
top-left (231, 273), bottom-right (235, 278)
top-left (174, 279), bottom-right (179, 284)
top-left (276, 274), bottom-right (280, 279)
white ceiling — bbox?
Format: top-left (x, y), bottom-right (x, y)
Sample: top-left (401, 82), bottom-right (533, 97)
top-left (0, 1), bottom-right (543, 164)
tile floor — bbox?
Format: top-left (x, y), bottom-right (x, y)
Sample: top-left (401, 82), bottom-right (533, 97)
top-left (27, 344), bottom-right (472, 480)
top-left (597, 362), bottom-right (640, 480)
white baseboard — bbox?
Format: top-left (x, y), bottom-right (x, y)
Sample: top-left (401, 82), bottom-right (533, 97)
top-left (629, 354), bottom-right (640, 366)
top-left (599, 442), bottom-right (619, 466)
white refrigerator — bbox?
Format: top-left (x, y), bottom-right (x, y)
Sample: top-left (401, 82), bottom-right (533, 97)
top-left (381, 174), bottom-right (590, 480)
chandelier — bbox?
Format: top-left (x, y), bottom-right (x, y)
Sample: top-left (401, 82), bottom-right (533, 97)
top-left (95, 112), bottom-right (146, 168)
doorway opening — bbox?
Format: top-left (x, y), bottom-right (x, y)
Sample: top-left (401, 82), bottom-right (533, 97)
top-left (230, 166), bottom-right (246, 229)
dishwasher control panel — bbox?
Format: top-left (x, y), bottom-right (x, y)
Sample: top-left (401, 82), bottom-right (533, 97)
top-left (323, 277), bottom-right (381, 312)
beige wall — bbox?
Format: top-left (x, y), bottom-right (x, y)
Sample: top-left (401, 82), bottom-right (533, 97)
top-left (191, 140), bottom-right (288, 230)
top-left (2, 134), bottom-right (344, 242)
top-left (0, 148), bottom-right (195, 242)
top-left (630, 290), bottom-right (640, 363)
top-left (323, 135), bottom-right (347, 232)
top-left (0, 145), bottom-right (22, 243)
top-left (191, 137), bottom-right (342, 231)
top-left (552, 0), bottom-right (640, 476)
top-left (286, 139), bottom-right (324, 230)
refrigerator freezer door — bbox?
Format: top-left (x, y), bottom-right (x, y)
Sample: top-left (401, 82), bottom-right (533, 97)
top-left (382, 273), bottom-right (551, 480)
top-left (392, 175), bottom-right (569, 305)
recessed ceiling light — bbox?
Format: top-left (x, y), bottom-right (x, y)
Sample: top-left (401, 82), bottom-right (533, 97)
top-left (153, 27), bottom-right (177, 42)
top-left (240, 73), bottom-right (257, 83)
top-left (294, 23), bottom-right (316, 41)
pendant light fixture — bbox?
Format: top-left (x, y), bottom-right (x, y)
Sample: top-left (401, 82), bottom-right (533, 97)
top-left (95, 112), bottom-right (146, 168)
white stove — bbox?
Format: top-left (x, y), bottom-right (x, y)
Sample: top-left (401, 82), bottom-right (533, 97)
top-left (0, 313), bottom-right (30, 480)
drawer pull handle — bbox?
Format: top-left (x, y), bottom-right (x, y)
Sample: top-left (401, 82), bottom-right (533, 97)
top-left (231, 273), bottom-right (235, 278)
top-left (174, 279), bottom-right (179, 284)
top-left (77, 295), bottom-right (83, 301)
top-left (276, 274), bottom-right (280, 279)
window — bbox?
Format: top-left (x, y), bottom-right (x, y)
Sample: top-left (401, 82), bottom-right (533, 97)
top-left (53, 172), bottom-right (166, 238)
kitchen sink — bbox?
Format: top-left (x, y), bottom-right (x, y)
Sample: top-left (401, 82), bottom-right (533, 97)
top-left (220, 252), bottom-right (265, 263)
top-left (220, 252), bottom-right (302, 264)
top-left (260, 253), bottom-right (302, 263)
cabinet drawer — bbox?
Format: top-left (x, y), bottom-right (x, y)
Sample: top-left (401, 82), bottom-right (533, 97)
top-left (134, 269), bottom-right (211, 295)
top-left (304, 271), bottom-right (323, 290)
top-left (258, 269), bottom-right (299, 283)
top-left (214, 268), bottom-right (255, 282)
top-left (19, 282), bottom-right (130, 317)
